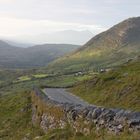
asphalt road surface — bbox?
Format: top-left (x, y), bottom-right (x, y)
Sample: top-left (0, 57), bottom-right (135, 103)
top-left (43, 88), bottom-right (88, 106)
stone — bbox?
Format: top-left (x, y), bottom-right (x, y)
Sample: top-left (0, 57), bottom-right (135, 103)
top-left (32, 89), bottom-right (140, 134)
top-left (91, 108), bottom-right (102, 119)
top-left (117, 124), bottom-right (123, 130)
top-left (34, 136), bottom-right (42, 139)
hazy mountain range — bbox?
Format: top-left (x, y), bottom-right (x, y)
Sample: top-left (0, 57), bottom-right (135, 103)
top-left (0, 17), bottom-right (140, 71)
top-left (3, 30), bottom-right (93, 45)
top-left (0, 41), bottom-right (80, 68)
top-left (3, 40), bottom-right (33, 48)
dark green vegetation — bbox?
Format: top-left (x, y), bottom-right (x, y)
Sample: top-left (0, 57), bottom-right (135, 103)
top-left (48, 17), bottom-right (140, 74)
top-left (1, 90), bottom-right (139, 140)
top-left (0, 68), bottom-right (93, 92)
top-left (0, 41), bottom-right (80, 68)
top-left (71, 60), bottom-right (140, 111)
top-left (40, 127), bottom-right (140, 140)
top-left (0, 87), bottom-right (44, 140)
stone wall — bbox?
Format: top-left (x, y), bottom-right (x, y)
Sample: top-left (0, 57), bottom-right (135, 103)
top-left (31, 88), bottom-right (140, 134)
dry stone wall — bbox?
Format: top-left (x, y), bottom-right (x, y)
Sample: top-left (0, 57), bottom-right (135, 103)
top-left (32, 88), bottom-right (140, 134)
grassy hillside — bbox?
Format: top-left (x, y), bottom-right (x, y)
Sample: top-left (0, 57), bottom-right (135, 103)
top-left (40, 128), bottom-right (139, 140)
top-left (0, 68), bottom-right (139, 140)
top-left (0, 70), bottom-right (87, 140)
top-left (47, 17), bottom-right (140, 74)
top-left (70, 60), bottom-right (140, 111)
top-left (0, 41), bottom-right (80, 68)
top-left (0, 87), bottom-right (44, 140)
top-left (0, 83), bottom-right (139, 140)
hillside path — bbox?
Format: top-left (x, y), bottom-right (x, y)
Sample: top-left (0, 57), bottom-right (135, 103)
top-left (43, 88), bottom-right (88, 106)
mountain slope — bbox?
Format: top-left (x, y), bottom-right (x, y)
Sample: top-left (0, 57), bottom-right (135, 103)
top-left (0, 41), bottom-right (80, 68)
top-left (48, 17), bottom-right (140, 74)
top-left (0, 40), bottom-right (24, 67)
top-left (23, 44), bottom-right (80, 67)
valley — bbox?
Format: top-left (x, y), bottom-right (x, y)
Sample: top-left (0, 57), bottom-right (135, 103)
top-left (0, 17), bottom-right (140, 140)
top-left (0, 41), bottom-right (80, 68)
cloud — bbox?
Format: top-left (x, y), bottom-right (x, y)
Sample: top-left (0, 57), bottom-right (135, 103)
top-left (0, 17), bottom-right (106, 37)
top-left (0, 0), bottom-right (139, 43)
top-left (0, 0), bottom-right (14, 4)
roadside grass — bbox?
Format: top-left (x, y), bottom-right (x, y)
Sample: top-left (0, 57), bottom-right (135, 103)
top-left (70, 61), bottom-right (140, 111)
top-left (0, 88), bottom-right (44, 140)
top-left (0, 85), bottom-right (139, 140)
top-left (39, 127), bottom-right (140, 140)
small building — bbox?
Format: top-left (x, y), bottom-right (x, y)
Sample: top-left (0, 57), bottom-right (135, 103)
top-left (100, 69), bottom-right (106, 73)
top-left (75, 71), bottom-right (84, 76)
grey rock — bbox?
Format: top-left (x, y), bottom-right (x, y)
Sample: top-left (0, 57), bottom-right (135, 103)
top-left (32, 88), bottom-right (140, 134)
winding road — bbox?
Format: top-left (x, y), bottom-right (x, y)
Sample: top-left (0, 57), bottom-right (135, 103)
top-left (43, 88), bottom-right (88, 106)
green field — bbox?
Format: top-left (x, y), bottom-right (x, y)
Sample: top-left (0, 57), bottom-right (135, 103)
top-left (16, 75), bottom-right (31, 82)
top-left (0, 68), bottom-right (94, 90)
top-left (33, 74), bottom-right (48, 78)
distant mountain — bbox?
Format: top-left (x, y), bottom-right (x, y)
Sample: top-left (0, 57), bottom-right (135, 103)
top-left (48, 17), bottom-right (140, 73)
top-left (0, 41), bottom-right (80, 68)
top-left (4, 40), bottom-right (33, 48)
top-left (11, 30), bottom-right (93, 45)
top-left (37, 30), bottom-right (94, 45)
top-left (0, 41), bottom-right (23, 67)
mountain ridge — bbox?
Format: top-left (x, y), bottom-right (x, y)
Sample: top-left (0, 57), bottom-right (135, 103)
top-left (47, 17), bottom-right (140, 74)
top-left (0, 40), bottom-right (80, 68)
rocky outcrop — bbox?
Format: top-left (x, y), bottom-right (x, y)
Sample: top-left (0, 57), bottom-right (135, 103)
top-left (31, 88), bottom-right (140, 134)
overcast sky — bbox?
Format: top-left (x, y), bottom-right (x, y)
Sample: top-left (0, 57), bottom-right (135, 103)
top-left (0, 0), bottom-right (139, 44)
